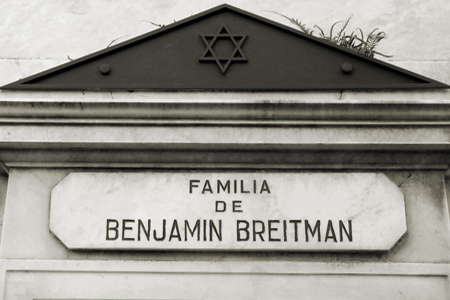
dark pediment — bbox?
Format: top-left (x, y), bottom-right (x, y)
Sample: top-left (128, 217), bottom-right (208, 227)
top-left (2, 4), bottom-right (448, 91)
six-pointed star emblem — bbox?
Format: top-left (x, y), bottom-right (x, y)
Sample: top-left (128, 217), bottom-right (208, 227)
top-left (199, 24), bottom-right (248, 73)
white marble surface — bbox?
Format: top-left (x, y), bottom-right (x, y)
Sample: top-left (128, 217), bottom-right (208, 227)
top-left (50, 172), bottom-right (406, 251)
top-left (1, 259), bottom-right (449, 300)
top-left (1, 0), bottom-right (447, 60)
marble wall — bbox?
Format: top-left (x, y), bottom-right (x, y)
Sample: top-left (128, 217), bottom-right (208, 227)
top-left (1, 168), bottom-right (449, 263)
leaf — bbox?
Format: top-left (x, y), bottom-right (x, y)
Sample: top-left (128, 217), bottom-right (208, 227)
top-left (314, 25), bottom-right (326, 38)
top-left (372, 51), bottom-right (393, 58)
top-left (335, 14), bottom-right (353, 41)
top-left (329, 21), bottom-right (342, 42)
top-left (264, 10), bottom-right (312, 34)
top-left (107, 35), bottom-right (130, 48)
top-left (142, 20), bottom-right (165, 27)
top-left (356, 28), bottom-right (364, 41)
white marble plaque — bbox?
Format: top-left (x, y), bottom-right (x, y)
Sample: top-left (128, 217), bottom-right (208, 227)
top-left (50, 172), bottom-right (406, 251)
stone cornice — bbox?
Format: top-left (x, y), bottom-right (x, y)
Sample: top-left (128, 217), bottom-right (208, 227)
top-left (0, 98), bottom-right (449, 170)
top-left (1, 100), bottom-right (450, 125)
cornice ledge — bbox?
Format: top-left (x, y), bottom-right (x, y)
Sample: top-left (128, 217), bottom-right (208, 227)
top-left (0, 100), bottom-right (450, 125)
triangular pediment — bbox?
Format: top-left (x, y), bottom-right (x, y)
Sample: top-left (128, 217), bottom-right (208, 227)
top-left (2, 4), bottom-right (448, 91)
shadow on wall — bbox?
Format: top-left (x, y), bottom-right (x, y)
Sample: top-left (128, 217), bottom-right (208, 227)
top-left (0, 174), bottom-right (9, 245)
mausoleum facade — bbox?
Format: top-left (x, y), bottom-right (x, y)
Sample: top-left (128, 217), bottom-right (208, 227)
top-left (0, 1), bottom-right (450, 299)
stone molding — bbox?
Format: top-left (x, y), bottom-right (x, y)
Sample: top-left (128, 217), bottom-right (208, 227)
top-left (0, 98), bottom-right (449, 169)
top-left (1, 100), bottom-right (450, 124)
top-left (0, 259), bottom-right (449, 300)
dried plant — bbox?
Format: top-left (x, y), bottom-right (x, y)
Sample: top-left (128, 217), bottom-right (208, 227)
top-left (266, 11), bottom-right (392, 58)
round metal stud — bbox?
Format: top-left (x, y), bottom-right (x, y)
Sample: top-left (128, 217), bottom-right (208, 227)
top-left (342, 62), bottom-right (353, 74)
top-left (99, 64), bottom-right (111, 75)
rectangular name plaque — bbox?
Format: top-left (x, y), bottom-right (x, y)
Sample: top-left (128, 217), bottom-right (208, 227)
top-left (50, 172), bottom-right (406, 251)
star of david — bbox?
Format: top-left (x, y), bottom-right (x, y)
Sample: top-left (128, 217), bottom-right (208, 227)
top-left (199, 24), bottom-right (248, 73)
